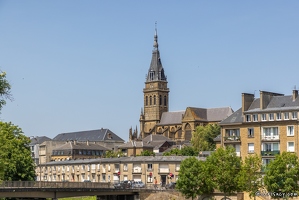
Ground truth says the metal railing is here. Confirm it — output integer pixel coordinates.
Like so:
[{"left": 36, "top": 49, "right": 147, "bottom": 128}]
[{"left": 0, "top": 181, "right": 111, "bottom": 189}]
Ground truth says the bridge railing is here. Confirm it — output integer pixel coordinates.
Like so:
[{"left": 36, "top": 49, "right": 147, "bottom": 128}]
[{"left": 0, "top": 181, "right": 112, "bottom": 189}]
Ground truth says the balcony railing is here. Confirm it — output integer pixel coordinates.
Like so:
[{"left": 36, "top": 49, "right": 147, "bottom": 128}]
[
  {"left": 132, "top": 168, "right": 142, "bottom": 173},
  {"left": 223, "top": 136, "right": 240, "bottom": 142},
  {"left": 261, "top": 136, "right": 279, "bottom": 141},
  {"left": 261, "top": 150, "right": 280, "bottom": 156}
]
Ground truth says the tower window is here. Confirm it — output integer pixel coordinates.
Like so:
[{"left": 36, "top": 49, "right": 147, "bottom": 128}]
[
  {"left": 164, "top": 96, "right": 167, "bottom": 106},
  {"left": 150, "top": 96, "right": 152, "bottom": 105},
  {"left": 154, "top": 95, "right": 156, "bottom": 105},
  {"left": 146, "top": 96, "right": 148, "bottom": 106},
  {"left": 159, "top": 95, "right": 162, "bottom": 105},
  {"left": 150, "top": 71, "right": 155, "bottom": 81}
]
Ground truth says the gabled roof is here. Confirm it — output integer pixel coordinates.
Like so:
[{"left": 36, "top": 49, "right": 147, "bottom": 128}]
[
  {"left": 30, "top": 136, "right": 52, "bottom": 145},
  {"left": 143, "top": 134, "right": 173, "bottom": 142},
  {"left": 185, "top": 107, "right": 234, "bottom": 122},
  {"left": 158, "top": 111, "right": 185, "bottom": 125},
  {"left": 53, "top": 142, "right": 110, "bottom": 151},
  {"left": 53, "top": 129, "right": 124, "bottom": 142}
]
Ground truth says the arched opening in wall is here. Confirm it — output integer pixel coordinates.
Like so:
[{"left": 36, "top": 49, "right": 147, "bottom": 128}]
[
  {"left": 164, "top": 96, "right": 167, "bottom": 106},
  {"left": 159, "top": 95, "right": 162, "bottom": 105},
  {"left": 157, "top": 127, "right": 163, "bottom": 134},
  {"left": 170, "top": 127, "right": 175, "bottom": 139},
  {"left": 154, "top": 95, "right": 156, "bottom": 105},
  {"left": 185, "top": 124, "right": 192, "bottom": 141},
  {"left": 177, "top": 129, "right": 182, "bottom": 139},
  {"left": 146, "top": 96, "right": 148, "bottom": 106},
  {"left": 150, "top": 96, "right": 152, "bottom": 105}
]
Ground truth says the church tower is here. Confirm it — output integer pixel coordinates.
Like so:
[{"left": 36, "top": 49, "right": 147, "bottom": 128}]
[{"left": 139, "top": 27, "right": 169, "bottom": 138}]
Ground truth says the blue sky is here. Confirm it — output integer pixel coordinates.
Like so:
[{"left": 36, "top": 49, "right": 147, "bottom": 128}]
[{"left": 0, "top": 1, "right": 299, "bottom": 141}]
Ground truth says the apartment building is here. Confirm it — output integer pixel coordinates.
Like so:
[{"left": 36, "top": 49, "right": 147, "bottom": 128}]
[
  {"left": 36, "top": 156, "right": 204, "bottom": 186},
  {"left": 219, "top": 90, "right": 299, "bottom": 166}
]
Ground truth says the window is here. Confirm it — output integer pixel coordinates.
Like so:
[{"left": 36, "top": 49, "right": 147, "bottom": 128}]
[
  {"left": 261, "top": 114, "right": 267, "bottom": 121},
  {"left": 262, "top": 143, "right": 279, "bottom": 152},
  {"left": 284, "top": 112, "right": 289, "bottom": 120},
  {"left": 154, "top": 95, "right": 156, "bottom": 105},
  {"left": 248, "top": 143, "right": 254, "bottom": 153},
  {"left": 164, "top": 96, "right": 167, "bottom": 106},
  {"left": 288, "top": 142, "right": 295, "bottom": 152},
  {"left": 146, "top": 96, "right": 148, "bottom": 106},
  {"left": 263, "top": 127, "right": 279, "bottom": 139},
  {"left": 150, "top": 96, "right": 152, "bottom": 105},
  {"left": 253, "top": 114, "right": 258, "bottom": 122},
  {"left": 292, "top": 112, "right": 297, "bottom": 119},
  {"left": 269, "top": 113, "right": 274, "bottom": 121},
  {"left": 276, "top": 112, "right": 281, "bottom": 120},
  {"left": 159, "top": 95, "right": 162, "bottom": 105},
  {"left": 102, "top": 174, "right": 106, "bottom": 182},
  {"left": 287, "top": 126, "right": 294, "bottom": 136},
  {"left": 248, "top": 128, "right": 254, "bottom": 137},
  {"left": 147, "top": 175, "right": 153, "bottom": 183},
  {"left": 147, "top": 164, "right": 153, "bottom": 171},
  {"left": 246, "top": 115, "right": 251, "bottom": 122},
  {"left": 123, "top": 164, "right": 128, "bottom": 171}
]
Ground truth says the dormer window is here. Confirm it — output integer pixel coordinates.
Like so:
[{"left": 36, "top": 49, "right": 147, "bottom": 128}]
[
  {"left": 245, "top": 115, "right": 251, "bottom": 122},
  {"left": 292, "top": 112, "right": 297, "bottom": 119},
  {"left": 276, "top": 113, "right": 281, "bottom": 120},
  {"left": 284, "top": 112, "right": 289, "bottom": 120},
  {"left": 261, "top": 114, "right": 267, "bottom": 121},
  {"left": 108, "top": 133, "right": 112, "bottom": 139},
  {"left": 253, "top": 114, "right": 258, "bottom": 122},
  {"left": 149, "top": 71, "right": 155, "bottom": 81},
  {"left": 269, "top": 113, "right": 274, "bottom": 121}
]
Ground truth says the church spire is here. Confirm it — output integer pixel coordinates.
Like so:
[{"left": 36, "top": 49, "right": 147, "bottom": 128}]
[{"left": 146, "top": 23, "right": 167, "bottom": 82}]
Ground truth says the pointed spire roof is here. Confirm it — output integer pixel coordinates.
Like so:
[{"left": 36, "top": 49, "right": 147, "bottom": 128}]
[{"left": 146, "top": 24, "right": 167, "bottom": 82}]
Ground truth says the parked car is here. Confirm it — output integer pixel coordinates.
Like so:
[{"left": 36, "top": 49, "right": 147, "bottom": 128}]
[
  {"left": 134, "top": 181, "right": 145, "bottom": 188},
  {"left": 165, "top": 182, "right": 176, "bottom": 189}
]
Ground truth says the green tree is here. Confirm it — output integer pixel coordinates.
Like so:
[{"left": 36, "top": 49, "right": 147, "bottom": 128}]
[
  {"left": 163, "top": 148, "right": 181, "bottom": 156},
  {"left": 264, "top": 152, "right": 299, "bottom": 199},
  {"left": 191, "top": 124, "right": 220, "bottom": 151},
  {"left": 238, "top": 154, "right": 263, "bottom": 200},
  {"left": 0, "top": 71, "right": 12, "bottom": 111},
  {"left": 180, "top": 146, "right": 199, "bottom": 156},
  {"left": 104, "top": 150, "right": 124, "bottom": 158},
  {"left": 0, "top": 122, "right": 35, "bottom": 181},
  {"left": 206, "top": 146, "right": 242, "bottom": 199},
  {"left": 176, "top": 157, "right": 214, "bottom": 200},
  {"left": 138, "top": 150, "right": 155, "bottom": 156}
]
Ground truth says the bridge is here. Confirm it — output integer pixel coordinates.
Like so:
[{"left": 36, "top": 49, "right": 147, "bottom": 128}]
[{"left": 0, "top": 181, "right": 154, "bottom": 200}]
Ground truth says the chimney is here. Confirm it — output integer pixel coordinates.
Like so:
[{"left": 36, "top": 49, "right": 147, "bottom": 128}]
[
  {"left": 74, "top": 140, "right": 77, "bottom": 145},
  {"left": 293, "top": 90, "right": 298, "bottom": 101},
  {"left": 242, "top": 93, "right": 254, "bottom": 113},
  {"left": 87, "top": 140, "right": 89, "bottom": 146}
]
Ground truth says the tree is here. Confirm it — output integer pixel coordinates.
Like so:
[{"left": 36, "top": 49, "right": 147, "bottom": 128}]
[
  {"left": 0, "top": 122, "right": 35, "bottom": 181},
  {"left": 238, "top": 154, "right": 263, "bottom": 200},
  {"left": 191, "top": 124, "right": 220, "bottom": 151},
  {"left": 206, "top": 146, "right": 242, "bottom": 199},
  {"left": 138, "top": 150, "right": 155, "bottom": 156},
  {"left": 264, "top": 152, "right": 299, "bottom": 199},
  {"left": 104, "top": 150, "right": 124, "bottom": 158},
  {"left": 0, "top": 71, "right": 12, "bottom": 111},
  {"left": 176, "top": 157, "right": 214, "bottom": 200}
]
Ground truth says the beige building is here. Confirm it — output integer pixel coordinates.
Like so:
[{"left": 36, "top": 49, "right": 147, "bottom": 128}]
[
  {"left": 219, "top": 90, "right": 299, "bottom": 166},
  {"left": 36, "top": 156, "right": 204, "bottom": 186}
]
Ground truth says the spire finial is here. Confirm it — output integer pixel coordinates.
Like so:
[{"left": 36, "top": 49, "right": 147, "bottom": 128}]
[{"left": 153, "top": 21, "right": 158, "bottom": 49}]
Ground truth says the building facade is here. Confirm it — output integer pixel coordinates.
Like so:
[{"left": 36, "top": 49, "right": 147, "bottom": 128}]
[{"left": 219, "top": 90, "right": 299, "bottom": 166}]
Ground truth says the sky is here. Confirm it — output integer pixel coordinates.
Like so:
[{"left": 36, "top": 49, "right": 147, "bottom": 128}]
[{"left": 0, "top": 1, "right": 299, "bottom": 141}]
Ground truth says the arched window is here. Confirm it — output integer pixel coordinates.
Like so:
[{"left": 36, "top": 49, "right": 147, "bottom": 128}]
[
  {"left": 159, "top": 95, "right": 162, "bottom": 105},
  {"left": 185, "top": 124, "right": 192, "bottom": 141},
  {"left": 164, "top": 96, "right": 167, "bottom": 106},
  {"left": 146, "top": 96, "right": 148, "bottom": 106},
  {"left": 150, "top": 96, "right": 152, "bottom": 105},
  {"left": 154, "top": 95, "right": 156, "bottom": 105}
]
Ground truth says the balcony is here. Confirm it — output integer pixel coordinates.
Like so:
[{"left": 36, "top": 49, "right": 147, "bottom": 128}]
[
  {"left": 261, "top": 135, "right": 279, "bottom": 141},
  {"left": 223, "top": 136, "right": 240, "bottom": 143},
  {"left": 261, "top": 150, "right": 280, "bottom": 156},
  {"left": 159, "top": 168, "right": 170, "bottom": 173},
  {"left": 132, "top": 168, "right": 142, "bottom": 173}
]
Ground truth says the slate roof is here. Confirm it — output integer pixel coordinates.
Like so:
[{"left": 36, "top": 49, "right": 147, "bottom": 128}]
[
  {"left": 53, "top": 142, "right": 110, "bottom": 151},
  {"left": 143, "top": 134, "right": 173, "bottom": 142},
  {"left": 118, "top": 141, "right": 154, "bottom": 149},
  {"left": 53, "top": 129, "right": 124, "bottom": 142},
  {"left": 188, "top": 107, "right": 234, "bottom": 122},
  {"left": 245, "top": 95, "right": 299, "bottom": 113},
  {"left": 30, "top": 136, "right": 52, "bottom": 145},
  {"left": 158, "top": 111, "right": 185, "bottom": 125},
  {"left": 219, "top": 108, "right": 243, "bottom": 125}
]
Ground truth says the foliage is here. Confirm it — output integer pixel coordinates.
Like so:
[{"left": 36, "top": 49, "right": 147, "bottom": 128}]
[
  {"left": 238, "top": 154, "right": 263, "bottom": 199},
  {"left": 264, "top": 152, "right": 299, "bottom": 198},
  {"left": 0, "top": 71, "right": 12, "bottom": 111},
  {"left": 191, "top": 124, "right": 220, "bottom": 151},
  {"left": 163, "top": 146, "right": 198, "bottom": 156},
  {"left": 206, "top": 146, "right": 242, "bottom": 198},
  {"left": 104, "top": 150, "right": 124, "bottom": 158},
  {"left": 176, "top": 157, "right": 214, "bottom": 200},
  {"left": 0, "top": 122, "right": 35, "bottom": 181},
  {"left": 138, "top": 150, "right": 155, "bottom": 156}
]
